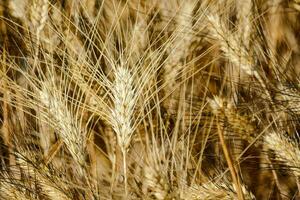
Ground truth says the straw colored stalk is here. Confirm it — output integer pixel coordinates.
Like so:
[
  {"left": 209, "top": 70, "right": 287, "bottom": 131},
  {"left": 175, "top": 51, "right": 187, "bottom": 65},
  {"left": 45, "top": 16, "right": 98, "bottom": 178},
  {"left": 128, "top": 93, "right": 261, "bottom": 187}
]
[{"left": 209, "top": 96, "right": 245, "bottom": 200}]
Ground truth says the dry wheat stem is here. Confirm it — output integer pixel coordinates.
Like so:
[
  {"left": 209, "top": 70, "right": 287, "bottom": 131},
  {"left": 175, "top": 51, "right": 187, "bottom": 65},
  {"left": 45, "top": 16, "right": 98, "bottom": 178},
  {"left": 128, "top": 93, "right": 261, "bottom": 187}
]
[{"left": 216, "top": 115, "right": 245, "bottom": 200}]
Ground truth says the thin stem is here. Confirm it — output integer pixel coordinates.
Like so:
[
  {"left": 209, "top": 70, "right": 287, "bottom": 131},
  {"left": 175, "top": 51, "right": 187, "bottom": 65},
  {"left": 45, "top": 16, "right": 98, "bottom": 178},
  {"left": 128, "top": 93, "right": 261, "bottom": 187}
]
[
  {"left": 216, "top": 116, "right": 244, "bottom": 200},
  {"left": 122, "top": 148, "right": 128, "bottom": 197}
]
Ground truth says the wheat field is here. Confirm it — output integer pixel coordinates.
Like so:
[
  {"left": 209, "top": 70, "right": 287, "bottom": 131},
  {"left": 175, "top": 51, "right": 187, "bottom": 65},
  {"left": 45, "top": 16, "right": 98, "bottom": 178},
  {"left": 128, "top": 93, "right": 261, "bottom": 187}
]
[{"left": 0, "top": 0, "right": 299, "bottom": 199}]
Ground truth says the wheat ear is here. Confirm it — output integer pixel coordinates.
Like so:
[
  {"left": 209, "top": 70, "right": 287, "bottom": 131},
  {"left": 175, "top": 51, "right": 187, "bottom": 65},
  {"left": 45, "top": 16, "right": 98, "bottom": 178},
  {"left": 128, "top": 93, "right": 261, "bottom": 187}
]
[
  {"left": 39, "top": 80, "right": 86, "bottom": 167},
  {"left": 236, "top": 0, "right": 252, "bottom": 48},
  {"left": 111, "top": 66, "right": 136, "bottom": 196},
  {"left": 207, "top": 14, "right": 270, "bottom": 100},
  {"left": 183, "top": 181, "right": 255, "bottom": 200},
  {"left": 29, "top": 0, "right": 49, "bottom": 41},
  {"left": 265, "top": 131, "right": 300, "bottom": 177},
  {"left": 0, "top": 173, "right": 29, "bottom": 200}
]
